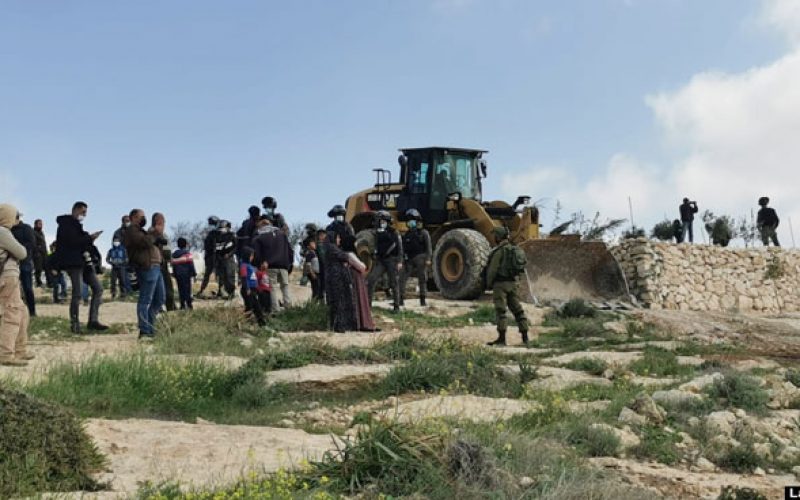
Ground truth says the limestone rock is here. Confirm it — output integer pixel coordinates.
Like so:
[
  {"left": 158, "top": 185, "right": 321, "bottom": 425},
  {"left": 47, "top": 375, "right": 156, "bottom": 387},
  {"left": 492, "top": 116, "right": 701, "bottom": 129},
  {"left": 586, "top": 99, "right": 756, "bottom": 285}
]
[
  {"left": 704, "top": 411, "right": 737, "bottom": 436},
  {"left": 652, "top": 389, "right": 702, "bottom": 407},
  {"left": 693, "top": 457, "right": 716, "bottom": 473},
  {"left": 630, "top": 393, "right": 667, "bottom": 424},
  {"left": 590, "top": 423, "right": 640, "bottom": 450},
  {"left": 679, "top": 372, "right": 724, "bottom": 394},
  {"left": 618, "top": 407, "right": 647, "bottom": 427}
]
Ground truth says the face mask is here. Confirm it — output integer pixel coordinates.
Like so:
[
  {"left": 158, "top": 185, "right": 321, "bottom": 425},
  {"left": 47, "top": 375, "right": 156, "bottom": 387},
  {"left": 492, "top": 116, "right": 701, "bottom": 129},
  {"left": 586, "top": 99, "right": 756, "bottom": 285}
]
[
  {"left": 77, "top": 214, "right": 86, "bottom": 222},
  {"left": 378, "top": 221, "right": 387, "bottom": 232},
  {"left": 113, "top": 241, "right": 121, "bottom": 247},
  {"left": 139, "top": 218, "right": 146, "bottom": 228},
  {"left": 408, "top": 220, "right": 417, "bottom": 229},
  {"left": 335, "top": 215, "right": 344, "bottom": 222},
  {"left": 124, "top": 222, "right": 131, "bottom": 228},
  {"left": 220, "top": 227, "right": 229, "bottom": 233},
  {"left": 264, "top": 208, "right": 274, "bottom": 216}
]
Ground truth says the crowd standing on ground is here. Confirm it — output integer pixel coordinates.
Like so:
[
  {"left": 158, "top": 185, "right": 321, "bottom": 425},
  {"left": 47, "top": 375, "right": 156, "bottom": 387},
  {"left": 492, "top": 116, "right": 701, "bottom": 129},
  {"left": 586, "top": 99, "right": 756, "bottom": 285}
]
[{"left": 0, "top": 193, "right": 789, "bottom": 366}]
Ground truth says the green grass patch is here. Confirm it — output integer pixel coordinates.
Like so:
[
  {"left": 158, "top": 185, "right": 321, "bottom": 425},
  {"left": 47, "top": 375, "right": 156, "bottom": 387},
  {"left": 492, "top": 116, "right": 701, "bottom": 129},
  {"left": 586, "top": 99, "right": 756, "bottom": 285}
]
[
  {"left": 706, "top": 372, "right": 770, "bottom": 415},
  {"left": 563, "top": 357, "right": 608, "bottom": 376},
  {"left": 379, "top": 338, "right": 521, "bottom": 398},
  {"left": 28, "top": 315, "right": 127, "bottom": 341},
  {"left": 155, "top": 306, "right": 271, "bottom": 356},
  {"left": 375, "top": 304, "right": 497, "bottom": 331},
  {"left": 566, "top": 423, "right": 620, "bottom": 457},
  {"left": 632, "top": 426, "right": 682, "bottom": 465},
  {"left": 0, "top": 387, "right": 105, "bottom": 497},
  {"left": 267, "top": 300, "right": 329, "bottom": 332},
  {"left": 629, "top": 347, "right": 696, "bottom": 377}
]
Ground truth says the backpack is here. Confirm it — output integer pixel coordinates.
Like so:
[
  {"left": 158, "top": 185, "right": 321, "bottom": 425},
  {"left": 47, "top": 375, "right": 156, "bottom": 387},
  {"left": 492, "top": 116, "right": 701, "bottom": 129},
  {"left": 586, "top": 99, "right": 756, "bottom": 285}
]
[{"left": 497, "top": 244, "right": 527, "bottom": 280}]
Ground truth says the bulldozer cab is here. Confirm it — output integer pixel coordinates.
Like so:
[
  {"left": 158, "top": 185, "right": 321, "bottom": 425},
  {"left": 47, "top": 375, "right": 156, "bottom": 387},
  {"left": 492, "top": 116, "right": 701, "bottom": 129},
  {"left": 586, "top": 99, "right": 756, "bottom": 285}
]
[{"left": 396, "top": 147, "right": 486, "bottom": 225}]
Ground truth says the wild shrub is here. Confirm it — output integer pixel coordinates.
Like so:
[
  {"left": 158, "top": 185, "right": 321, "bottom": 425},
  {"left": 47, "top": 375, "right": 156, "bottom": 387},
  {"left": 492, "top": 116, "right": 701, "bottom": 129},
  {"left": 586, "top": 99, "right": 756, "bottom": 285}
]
[
  {"left": 156, "top": 306, "right": 268, "bottom": 356},
  {"left": 0, "top": 387, "right": 105, "bottom": 497},
  {"left": 717, "top": 486, "right": 767, "bottom": 500},
  {"left": 651, "top": 220, "right": 676, "bottom": 241},
  {"left": 717, "top": 445, "right": 763, "bottom": 473},
  {"left": 561, "top": 318, "right": 607, "bottom": 338},
  {"left": 302, "top": 418, "right": 447, "bottom": 496},
  {"left": 785, "top": 369, "right": 800, "bottom": 387},
  {"left": 707, "top": 372, "right": 769, "bottom": 415}
]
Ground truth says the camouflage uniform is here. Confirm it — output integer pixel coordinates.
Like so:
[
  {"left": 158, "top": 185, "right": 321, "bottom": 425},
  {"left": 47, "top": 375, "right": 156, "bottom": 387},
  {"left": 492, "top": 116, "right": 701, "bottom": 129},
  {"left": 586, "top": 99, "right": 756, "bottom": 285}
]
[
  {"left": 400, "top": 226, "right": 432, "bottom": 306},
  {"left": 486, "top": 228, "right": 529, "bottom": 346}
]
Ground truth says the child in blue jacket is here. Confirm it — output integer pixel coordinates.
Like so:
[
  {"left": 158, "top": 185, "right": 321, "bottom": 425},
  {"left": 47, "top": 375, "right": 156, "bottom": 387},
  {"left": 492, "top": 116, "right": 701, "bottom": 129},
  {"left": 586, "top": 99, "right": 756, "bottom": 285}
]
[
  {"left": 239, "top": 247, "right": 266, "bottom": 326},
  {"left": 171, "top": 238, "right": 197, "bottom": 310},
  {"left": 106, "top": 238, "right": 129, "bottom": 299}
]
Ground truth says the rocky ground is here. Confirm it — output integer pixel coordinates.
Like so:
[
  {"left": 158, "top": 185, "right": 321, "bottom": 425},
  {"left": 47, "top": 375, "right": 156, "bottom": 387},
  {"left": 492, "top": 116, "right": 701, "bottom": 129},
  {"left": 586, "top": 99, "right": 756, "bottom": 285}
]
[{"left": 5, "top": 284, "right": 800, "bottom": 499}]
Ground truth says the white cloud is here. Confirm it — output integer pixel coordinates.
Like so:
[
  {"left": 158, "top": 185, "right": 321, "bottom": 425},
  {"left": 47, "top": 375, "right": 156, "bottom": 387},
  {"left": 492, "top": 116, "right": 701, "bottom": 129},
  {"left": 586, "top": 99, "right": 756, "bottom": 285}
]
[
  {"left": 760, "top": 0, "right": 800, "bottom": 45},
  {"left": 502, "top": 0, "right": 800, "bottom": 246}
]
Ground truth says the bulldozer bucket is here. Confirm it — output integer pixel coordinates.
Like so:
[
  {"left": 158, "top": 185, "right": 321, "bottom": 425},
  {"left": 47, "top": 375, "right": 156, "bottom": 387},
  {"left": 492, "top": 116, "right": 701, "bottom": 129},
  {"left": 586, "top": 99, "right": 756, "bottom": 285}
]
[{"left": 518, "top": 238, "right": 630, "bottom": 303}]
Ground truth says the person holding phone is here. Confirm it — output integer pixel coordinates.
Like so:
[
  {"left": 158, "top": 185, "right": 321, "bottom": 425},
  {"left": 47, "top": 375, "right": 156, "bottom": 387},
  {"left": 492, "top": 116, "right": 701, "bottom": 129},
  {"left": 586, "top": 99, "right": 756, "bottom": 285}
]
[{"left": 54, "top": 201, "right": 107, "bottom": 333}]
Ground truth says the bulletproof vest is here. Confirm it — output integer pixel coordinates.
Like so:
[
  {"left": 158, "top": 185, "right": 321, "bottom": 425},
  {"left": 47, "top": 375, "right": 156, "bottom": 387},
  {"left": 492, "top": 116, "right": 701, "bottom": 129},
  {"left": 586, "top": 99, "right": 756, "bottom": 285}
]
[
  {"left": 760, "top": 207, "right": 778, "bottom": 226},
  {"left": 215, "top": 232, "right": 236, "bottom": 256},
  {"left": 326, "top": 221, "right": 351, "bottom": 242},
  {"left": 403, "top": 230, "right": 426, "bottom": 258},
  {"left": 376, "top": 230, "right": 399, "bottom": 258}
]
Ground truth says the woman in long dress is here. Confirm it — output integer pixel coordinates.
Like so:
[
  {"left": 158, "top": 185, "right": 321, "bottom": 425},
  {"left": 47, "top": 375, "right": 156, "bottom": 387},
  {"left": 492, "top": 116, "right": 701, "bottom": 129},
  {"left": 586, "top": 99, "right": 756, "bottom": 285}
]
[
  {"left": 324, "top": 232, "right": 356, "bottom": 333},
  {"left": 342, "top": 235, "right": 377, "bottom": 332}
]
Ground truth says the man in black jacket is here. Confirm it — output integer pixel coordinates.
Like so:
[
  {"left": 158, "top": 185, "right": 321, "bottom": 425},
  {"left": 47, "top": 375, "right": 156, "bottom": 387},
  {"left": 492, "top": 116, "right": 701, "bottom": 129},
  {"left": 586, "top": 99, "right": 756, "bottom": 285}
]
[
  {"left": 33, "top": 219, "right": 48, "bottom": 287},
  {"left": 679, "top": 198, "right": 699, "bottom": 243},
  {"left": 253, "top": 217, "right": 294, "bottom": 312},
  {"left": 54, "top": 201, "right": 107, "bottom": 333},
  {"left": 236, "top": 206, "right": 261, "bottom": 260},
  {"left": 11, "top": 215, "right": 37, "bottom": 317}
]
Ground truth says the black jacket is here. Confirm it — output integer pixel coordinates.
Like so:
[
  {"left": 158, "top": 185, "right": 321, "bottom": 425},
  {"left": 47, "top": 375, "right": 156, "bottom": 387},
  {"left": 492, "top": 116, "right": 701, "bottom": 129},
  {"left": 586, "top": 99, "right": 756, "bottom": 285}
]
[
  {"left": 757, "top": 207, "right": 779, "bottom": 228},
  {"left": 33, "top": 228, "right": 48, "bottom": 259},
  {"left": 253, "top": 227, "right": 294, "bottom": 270},
  {"left": 11, "top": 222, "right": 36, "bottom": 266},
  {"left": 203, "top": 229, "right": 218, "bottom": 264},
  {"left": 236, "top": 217, "right": 259, "bottom": 257},
  {"left": 55, "top": 215, "right": 93, "bottom": 269},
  {"left": 679, "top": 202, "right": 698, "bottom": 222}
]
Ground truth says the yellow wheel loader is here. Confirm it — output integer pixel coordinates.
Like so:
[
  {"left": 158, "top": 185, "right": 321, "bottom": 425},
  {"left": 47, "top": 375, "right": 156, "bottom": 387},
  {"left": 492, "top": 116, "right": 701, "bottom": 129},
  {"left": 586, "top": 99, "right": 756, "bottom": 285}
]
[{"left": 344, "top": 147, "right": 629, "bottom": 303}]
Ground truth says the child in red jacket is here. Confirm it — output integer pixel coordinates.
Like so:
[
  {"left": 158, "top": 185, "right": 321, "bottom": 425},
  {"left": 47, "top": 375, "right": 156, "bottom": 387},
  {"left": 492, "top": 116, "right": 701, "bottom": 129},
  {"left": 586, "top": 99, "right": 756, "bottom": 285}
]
[{"left": 256, "top": 261, "right": 272, "bottom": 316}]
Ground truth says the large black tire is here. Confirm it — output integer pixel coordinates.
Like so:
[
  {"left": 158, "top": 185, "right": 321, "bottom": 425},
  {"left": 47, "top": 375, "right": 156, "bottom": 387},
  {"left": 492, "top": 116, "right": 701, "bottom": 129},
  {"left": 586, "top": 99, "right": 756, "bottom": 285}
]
[{"left": 433, "top": 229, "right": 491, "bottom": 300}]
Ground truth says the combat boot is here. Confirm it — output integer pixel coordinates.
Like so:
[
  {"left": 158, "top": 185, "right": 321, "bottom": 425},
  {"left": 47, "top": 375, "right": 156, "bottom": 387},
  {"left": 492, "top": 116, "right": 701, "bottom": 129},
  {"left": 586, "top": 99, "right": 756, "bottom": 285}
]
[
  {"left": 420, "top": 296, "right": 427, "bottom": 307},
  {"left": 521, "top": 330, "right": 529, "bottom": 345},
  {"left": 487, "top": 330, "right": 507, "bottom": 347}
]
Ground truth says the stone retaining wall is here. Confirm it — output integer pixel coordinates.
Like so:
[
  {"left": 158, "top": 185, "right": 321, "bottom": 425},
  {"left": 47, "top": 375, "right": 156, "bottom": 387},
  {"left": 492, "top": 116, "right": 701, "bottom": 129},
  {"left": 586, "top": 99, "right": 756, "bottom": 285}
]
[{"left": 611, "top": 239, "right": 800, "bottom": 312}]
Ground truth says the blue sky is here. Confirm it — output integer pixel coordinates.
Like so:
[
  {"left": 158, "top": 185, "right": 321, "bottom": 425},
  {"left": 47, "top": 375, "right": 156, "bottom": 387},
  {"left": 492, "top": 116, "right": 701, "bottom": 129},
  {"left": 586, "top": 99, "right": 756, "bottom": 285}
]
[{"left": 1, "top": 0, "right": 796, "bottom": 248}]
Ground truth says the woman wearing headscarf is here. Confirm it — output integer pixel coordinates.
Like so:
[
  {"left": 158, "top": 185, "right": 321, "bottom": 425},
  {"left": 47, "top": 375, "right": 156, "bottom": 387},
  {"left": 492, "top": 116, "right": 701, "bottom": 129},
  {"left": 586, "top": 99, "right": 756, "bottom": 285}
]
[
  {"left": 0, "top": 204, "right": 32, "bottom": 366},
  {"left": 324, "top": 231, "right": 356, "bottom": 333},
  {"left": 341, "top": 235, "right": 377, "bottom": 332}
]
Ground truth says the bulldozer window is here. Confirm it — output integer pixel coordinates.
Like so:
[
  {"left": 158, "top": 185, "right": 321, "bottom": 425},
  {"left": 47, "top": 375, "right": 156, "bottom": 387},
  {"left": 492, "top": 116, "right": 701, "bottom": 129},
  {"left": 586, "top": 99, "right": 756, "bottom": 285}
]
[{"left": 410, "top": 162, "right": 429, "bottom": 194}]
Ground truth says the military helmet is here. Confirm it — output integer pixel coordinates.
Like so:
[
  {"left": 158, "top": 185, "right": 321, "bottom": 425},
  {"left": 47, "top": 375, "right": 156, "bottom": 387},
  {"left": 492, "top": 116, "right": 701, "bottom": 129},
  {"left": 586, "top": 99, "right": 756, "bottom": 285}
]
[
  {"left": 405, "top": 208, "right": 422, "bottom": 220},
  {"left": 327, "top": 204, "right": 346, "bottom": 218},
  {"left": 493, "top": 226, "right": 510, "bottom": 240},
  {"left": 374, "top": 210, "right": 393, "bottom": 225},
  {"left": 217, "top": 219, "right": 232, "bottom": 230},
  {"left": 758, "top": 196, "right": 770, "bottom": 206},
  {"left": 207, "top": 215, "right": 220, "bottom": 226},
  {"left": 261, "top": 196, "right": 277, "bottom": 209}
]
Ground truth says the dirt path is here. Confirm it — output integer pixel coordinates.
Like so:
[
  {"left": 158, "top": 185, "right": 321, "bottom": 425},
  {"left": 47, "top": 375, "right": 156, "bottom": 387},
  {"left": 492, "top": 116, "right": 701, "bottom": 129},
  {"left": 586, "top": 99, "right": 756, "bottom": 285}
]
[{"left": 84, "top": 418, "right": 339, "bottom": 495}]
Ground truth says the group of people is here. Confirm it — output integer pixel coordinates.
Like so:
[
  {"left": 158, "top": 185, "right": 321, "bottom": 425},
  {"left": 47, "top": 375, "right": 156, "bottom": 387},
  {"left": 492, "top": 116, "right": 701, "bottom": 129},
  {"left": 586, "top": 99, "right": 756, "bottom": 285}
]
[{"left": 674, "top": 196, "right": 782, "bottom": 246}]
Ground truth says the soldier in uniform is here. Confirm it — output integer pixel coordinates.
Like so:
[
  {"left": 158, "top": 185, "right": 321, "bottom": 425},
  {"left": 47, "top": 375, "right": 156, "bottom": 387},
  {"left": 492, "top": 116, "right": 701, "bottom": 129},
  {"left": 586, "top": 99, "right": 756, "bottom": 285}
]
[
  {"left": 400, "top": 209, "right": 432, "bottom": 307},
  {"left": 757, "top": 197, "right": 780, "bottom": 247},
  {"left": 261, "top": 196, "right": 288, "bottom": 234},
  {"left": 197, "top": 216, "right": 219, "bottom": 298},
  {"left": 367, "top": 210, "right": 403, "bottom": 313},
  {"left": 486, "top": 226, "right": 529, "bottom": 346}
]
